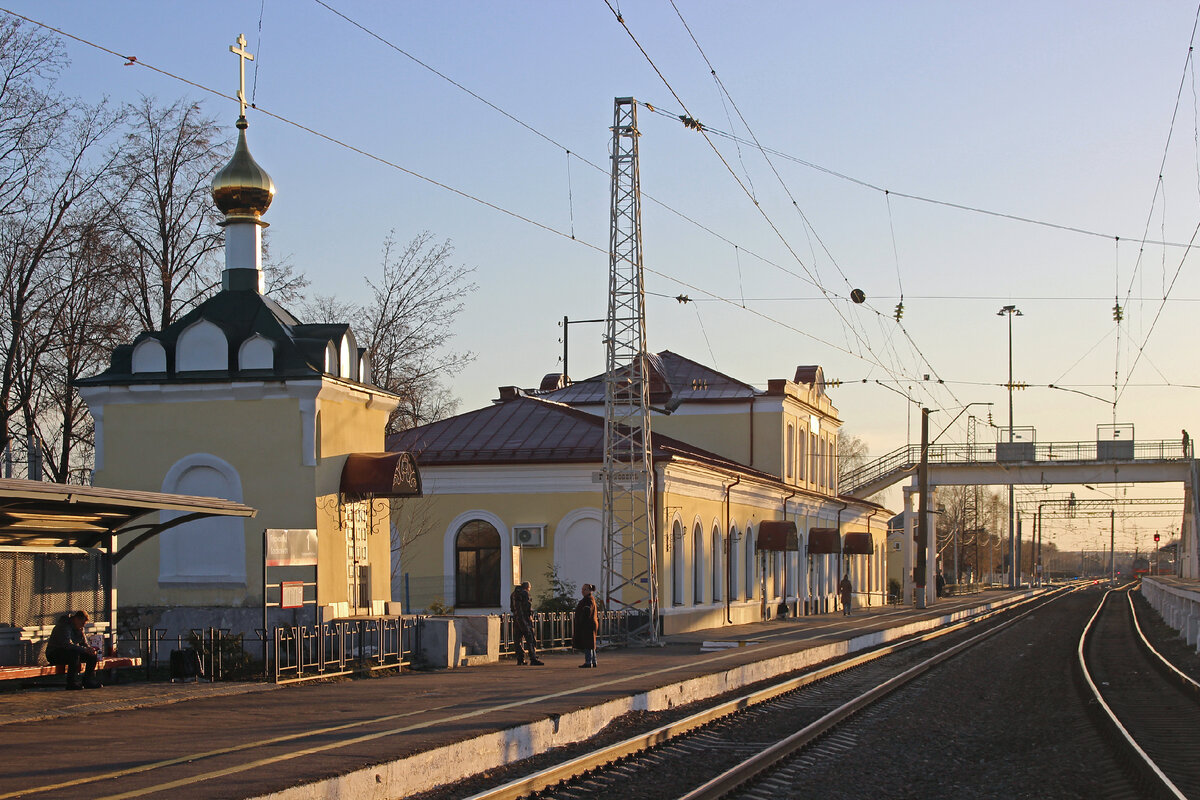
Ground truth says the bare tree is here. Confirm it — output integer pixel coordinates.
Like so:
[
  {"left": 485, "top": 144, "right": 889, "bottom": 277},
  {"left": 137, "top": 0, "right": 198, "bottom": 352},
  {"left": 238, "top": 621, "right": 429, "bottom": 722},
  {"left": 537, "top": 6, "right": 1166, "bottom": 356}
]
[
  {"left": 0, "top": 89, "right": 126, "bottom": 474},
  {"left": 836, "top": 430, "right": 869, "bottom": 485},
  {"left": 304, "top": 230, "right": 477, "bottom": 433},
  {"left": 107, "top": 96, "right": 228, "bottom": 331}
]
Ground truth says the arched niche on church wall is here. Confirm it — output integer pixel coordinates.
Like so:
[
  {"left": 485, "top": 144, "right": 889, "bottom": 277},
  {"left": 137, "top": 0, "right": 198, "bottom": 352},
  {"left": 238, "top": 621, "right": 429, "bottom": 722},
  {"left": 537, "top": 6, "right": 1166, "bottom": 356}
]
[
  {"left": 131, "top": 338, "right": 167, "bottom": 373},
  {"left": 238, "top": 334, "right": 274, "bottom": 370},
  {"left": 159, "top": 454, "right": 247, "bottom": 584},
  {"left": 358, "top": 350, "right": 373, "bottom": 384},
  {"left": 177, "top": 319, "right": 229, "bottom": 372},
  {"left": 339, "top": 331, "right": 357, "bottom": 380},
  {"left": 324, "top": 342, "right": 338, "bottom": 376}
]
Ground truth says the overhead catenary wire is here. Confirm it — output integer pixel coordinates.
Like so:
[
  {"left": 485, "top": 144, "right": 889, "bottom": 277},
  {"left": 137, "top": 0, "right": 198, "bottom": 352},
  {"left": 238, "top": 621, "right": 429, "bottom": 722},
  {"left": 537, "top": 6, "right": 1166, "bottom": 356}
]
[
  {"left": 0, "top": 5, "right": 952, "bottom": 390},
  {"left": 615, "top": 0, "right": 954, "bottom": 410}
]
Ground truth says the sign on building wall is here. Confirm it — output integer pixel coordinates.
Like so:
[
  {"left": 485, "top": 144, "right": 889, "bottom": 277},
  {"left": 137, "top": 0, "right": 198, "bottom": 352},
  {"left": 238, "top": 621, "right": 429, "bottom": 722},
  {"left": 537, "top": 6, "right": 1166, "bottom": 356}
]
[{"left": 265, "top": 528, "right": 318, "bottom": 567}]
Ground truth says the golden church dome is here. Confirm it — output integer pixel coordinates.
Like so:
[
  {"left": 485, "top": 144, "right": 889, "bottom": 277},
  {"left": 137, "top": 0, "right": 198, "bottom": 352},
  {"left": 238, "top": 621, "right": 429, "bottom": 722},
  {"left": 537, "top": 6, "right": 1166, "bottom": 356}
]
[{"left": 211, "top": 116, "right": 275, "bottom": 219}]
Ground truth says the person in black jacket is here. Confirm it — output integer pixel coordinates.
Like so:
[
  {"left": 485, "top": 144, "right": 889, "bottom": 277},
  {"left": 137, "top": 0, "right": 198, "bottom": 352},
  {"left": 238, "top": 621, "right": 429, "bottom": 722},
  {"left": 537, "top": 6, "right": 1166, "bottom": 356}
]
[
  {"left": 573, "top": 583, "right": 599, "bottom": 668},
  {"left": 510, "top": 581, "right": 543, "bottom": 666},
  {"left": 46, "top": 610, "right": 99, "bottom": 690}
]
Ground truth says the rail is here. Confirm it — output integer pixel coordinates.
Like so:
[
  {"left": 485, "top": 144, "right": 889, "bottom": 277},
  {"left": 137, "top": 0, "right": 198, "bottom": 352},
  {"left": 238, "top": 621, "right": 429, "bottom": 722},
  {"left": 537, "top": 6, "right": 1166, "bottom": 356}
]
[
  {"left": 270, "top": 617, "right": 416, "bottom": 684},
  {"left": 841, "top": 438, "right": 1190, "bottom": 496}
]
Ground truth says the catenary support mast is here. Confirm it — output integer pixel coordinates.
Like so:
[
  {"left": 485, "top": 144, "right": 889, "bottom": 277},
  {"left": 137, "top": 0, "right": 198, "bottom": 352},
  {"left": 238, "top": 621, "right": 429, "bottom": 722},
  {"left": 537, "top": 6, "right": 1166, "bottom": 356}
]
[{"left": 602, "top": 98, "right": 659, "bottom": 642}]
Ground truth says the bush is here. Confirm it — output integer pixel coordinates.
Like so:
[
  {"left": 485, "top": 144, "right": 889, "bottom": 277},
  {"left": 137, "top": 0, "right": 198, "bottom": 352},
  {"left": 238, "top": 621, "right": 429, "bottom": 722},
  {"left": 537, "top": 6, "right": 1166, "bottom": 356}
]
[
  {"left": 535, "top": 563, "right": 578, "bottom": 612},
  {"left": 887, "top": 578, "right": 902, "bottom": 603},
  {"left": 426, "top": 598, "right": 454, "bottom": 615}
]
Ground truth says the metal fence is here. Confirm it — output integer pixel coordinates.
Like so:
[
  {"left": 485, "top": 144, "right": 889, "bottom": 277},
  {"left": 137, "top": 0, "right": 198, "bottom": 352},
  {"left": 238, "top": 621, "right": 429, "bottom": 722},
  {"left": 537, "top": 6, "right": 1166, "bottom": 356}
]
[
  {"left": 499, "top": 610, "right": 635, "bottom": 657},
  {"left": 268, "top": 617, "right": 416, "bottom": 684},
  {"left": 114, "top": 618, "right": 417, "bottom": 685}
]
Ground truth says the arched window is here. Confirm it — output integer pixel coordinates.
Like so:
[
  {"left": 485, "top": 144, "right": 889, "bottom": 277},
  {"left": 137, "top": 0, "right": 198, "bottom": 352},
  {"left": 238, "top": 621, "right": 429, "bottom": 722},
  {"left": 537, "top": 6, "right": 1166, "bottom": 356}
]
[
  {"left": 744, "top": 525, "right": 755, "bottom": 600},
  {"left": 455, "top": 520, "right": 501, "bottom": 608},
  {"left": 786, "top": 422, "right": 794, "bottom": 478},
  {"left": 712, "top": 524, "right": 723, "bottom": 602},
  {"left": 729, "top": 525, "right": 740, "bottom": 600},
  {"left": 672, "top": 520, "right": 684, "bottom": 605},
  {"left": 692, "top": 523, "right": 704, "bottom": 605}
]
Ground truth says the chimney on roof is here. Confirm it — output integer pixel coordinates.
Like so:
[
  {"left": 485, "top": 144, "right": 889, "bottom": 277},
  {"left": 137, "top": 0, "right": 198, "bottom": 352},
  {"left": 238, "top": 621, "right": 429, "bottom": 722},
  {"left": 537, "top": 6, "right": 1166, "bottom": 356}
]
[
  {"left": 539, "top": 372, "right": 569, "bottom": 392},
  {"left": 497, "top": 386, "right": 526, "bottom": 402}
]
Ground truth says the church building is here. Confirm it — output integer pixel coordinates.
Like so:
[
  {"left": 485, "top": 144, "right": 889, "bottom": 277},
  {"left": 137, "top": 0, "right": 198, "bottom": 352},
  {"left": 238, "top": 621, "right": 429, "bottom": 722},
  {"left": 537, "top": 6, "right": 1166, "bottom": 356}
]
[{"left": 77, "top": 48, "right": 416, "bottom": 637}]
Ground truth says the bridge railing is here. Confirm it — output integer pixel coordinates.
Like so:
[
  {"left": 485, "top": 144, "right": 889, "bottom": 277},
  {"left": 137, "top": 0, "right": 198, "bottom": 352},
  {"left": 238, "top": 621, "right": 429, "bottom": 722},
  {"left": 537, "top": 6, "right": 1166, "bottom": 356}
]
[{"left": 842, "top": 438, "right": 1190, "bottom": 496}]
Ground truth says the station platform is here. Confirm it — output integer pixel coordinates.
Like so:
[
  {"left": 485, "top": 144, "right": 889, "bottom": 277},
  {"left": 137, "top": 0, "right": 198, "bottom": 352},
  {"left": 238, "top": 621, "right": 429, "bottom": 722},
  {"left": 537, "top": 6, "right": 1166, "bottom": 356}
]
[
  {"left": 0, "top": 589, "right": 1037, "bottom": 800},
  {"left": 1140, "top": 575, "right": 1200, "bottom": 650}
]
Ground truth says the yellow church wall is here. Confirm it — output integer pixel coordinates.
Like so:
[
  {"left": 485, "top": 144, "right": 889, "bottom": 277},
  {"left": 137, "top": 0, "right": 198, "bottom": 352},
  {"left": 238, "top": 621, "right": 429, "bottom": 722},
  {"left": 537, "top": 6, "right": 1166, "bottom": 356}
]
[{"left": 98, "top": 396, "right": 317, "bottom": 607}]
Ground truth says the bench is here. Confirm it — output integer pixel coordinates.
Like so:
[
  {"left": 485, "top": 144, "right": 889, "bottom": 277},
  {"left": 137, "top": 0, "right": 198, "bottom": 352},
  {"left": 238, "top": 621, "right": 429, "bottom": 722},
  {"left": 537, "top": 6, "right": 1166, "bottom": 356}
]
[{"left": 0, "top": 657, "right": 142, "bottom": 683}]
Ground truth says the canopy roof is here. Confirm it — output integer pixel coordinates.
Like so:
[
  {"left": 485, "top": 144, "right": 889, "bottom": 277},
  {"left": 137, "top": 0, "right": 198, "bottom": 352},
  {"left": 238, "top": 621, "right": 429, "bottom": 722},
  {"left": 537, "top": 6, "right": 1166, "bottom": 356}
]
[{"left": 0, "top": 478, "right": 256, "bottom": 550}]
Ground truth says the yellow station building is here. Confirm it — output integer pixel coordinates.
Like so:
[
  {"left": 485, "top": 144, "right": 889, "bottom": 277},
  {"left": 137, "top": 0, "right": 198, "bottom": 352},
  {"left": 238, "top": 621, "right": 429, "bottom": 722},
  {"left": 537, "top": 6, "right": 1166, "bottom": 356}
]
[{"left": 390, "top": 355, "right": 891, "bottom": 635}]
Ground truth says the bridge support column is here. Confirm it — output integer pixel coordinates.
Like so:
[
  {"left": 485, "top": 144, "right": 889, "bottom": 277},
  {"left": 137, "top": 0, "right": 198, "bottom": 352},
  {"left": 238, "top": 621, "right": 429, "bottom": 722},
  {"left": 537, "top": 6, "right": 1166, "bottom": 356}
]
[
  {"left": 1184, "top": 460, "right": 1199, "bottom": 579},
  {"left": 903, "top": 484, "right": 916, "bottom": 606},
  {"left": 924, "top": 504, "right": 937, "bottom": 607}
]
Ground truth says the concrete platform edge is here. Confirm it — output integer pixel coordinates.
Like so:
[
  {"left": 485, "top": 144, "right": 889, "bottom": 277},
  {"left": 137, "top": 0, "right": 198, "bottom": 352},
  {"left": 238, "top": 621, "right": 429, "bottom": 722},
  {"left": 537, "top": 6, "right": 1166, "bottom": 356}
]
[{"left": 252, "top": 593, "right": 1033, "bottom": 800}]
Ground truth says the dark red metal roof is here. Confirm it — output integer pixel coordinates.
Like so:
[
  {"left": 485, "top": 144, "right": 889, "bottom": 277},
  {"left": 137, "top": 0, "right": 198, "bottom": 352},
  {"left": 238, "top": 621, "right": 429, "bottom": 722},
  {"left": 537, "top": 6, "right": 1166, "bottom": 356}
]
[
  {"left": 386, "top": 395, "right": 779, "bottom": 480},
  {"left": 756, "top": 520, "right": 798, "bottom": 551},
  {"left": 541, "top": 351, "right": 761, "bottom": 405},
  {"left": 807, "top": 527, "right": 840, "bottom": 554},
  {"left": 842, "top": 530, "right": 874, "bottom": 555}
]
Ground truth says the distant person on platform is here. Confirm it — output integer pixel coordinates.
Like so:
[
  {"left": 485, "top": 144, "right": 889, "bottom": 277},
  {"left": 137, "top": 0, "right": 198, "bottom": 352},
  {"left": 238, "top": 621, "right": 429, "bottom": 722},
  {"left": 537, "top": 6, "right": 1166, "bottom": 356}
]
[
  {"left": 573, "top": 583, "right": 599, "bottom": 668},
  {"left": 510, "top": 581, "right": 543, "bottom": 666},
  {"left": 838, "top": 574, "right": 853, "bottom": 616},
  {"left": 936, "top": 571, "right": 947, "bottom": 597},
  {"left": 1184, "top": 429, "right": 1190, "bottom": 457},
  {"left": 46, "top": 610, "right": 100, "bottom": 690}
]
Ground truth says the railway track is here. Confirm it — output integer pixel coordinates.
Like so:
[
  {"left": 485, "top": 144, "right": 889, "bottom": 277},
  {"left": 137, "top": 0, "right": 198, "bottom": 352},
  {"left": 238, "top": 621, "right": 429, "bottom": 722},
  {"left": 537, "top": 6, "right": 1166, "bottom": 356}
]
[
  {"left": 462, "top": 589, "right": 1071, "bottom": 800},
  {"left": 1079, "top": 586, "right": 1200, "bottom": 800}
]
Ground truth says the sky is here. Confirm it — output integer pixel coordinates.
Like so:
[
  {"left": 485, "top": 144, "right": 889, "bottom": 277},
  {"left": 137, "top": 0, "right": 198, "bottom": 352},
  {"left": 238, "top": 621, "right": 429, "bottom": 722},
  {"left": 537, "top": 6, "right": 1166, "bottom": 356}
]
[{"left": 9, "top": 1, "right": 1200, "bottom": 552}]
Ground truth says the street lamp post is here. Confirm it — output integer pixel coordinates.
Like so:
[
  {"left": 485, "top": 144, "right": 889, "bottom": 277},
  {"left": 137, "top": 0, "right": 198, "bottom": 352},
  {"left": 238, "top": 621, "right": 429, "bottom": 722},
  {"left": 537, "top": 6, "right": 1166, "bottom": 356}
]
[{"left": 998, "top": 304, "right": 1023, "bottom": 587}]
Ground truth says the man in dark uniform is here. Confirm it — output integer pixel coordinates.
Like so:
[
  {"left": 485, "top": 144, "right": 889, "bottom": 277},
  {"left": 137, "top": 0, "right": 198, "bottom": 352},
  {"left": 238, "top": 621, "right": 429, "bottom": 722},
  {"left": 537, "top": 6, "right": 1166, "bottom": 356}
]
[
  {"left": 46, "top": 610, "right": 99, "bottom": 690},
  {"left": 510, "top": 581, "right": 543, "bottom": 665}
]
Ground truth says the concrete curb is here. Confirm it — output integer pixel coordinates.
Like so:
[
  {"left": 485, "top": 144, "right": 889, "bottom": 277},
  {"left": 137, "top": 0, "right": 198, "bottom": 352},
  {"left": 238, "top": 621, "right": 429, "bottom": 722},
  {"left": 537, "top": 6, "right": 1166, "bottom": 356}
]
[{"left": 254, "top": 592, "right": 1033, "bottom": 799}]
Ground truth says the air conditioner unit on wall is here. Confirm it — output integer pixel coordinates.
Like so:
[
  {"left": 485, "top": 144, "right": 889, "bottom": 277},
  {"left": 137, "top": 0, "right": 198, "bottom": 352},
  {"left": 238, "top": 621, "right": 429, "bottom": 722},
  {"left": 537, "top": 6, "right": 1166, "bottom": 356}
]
[{"left": 514, "top": 525, "right": 546, "bottom": 548}]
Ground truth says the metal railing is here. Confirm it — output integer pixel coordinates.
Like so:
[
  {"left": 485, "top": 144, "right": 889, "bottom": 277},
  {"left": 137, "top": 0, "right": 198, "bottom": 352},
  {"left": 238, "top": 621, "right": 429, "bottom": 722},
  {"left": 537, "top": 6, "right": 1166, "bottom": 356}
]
[
  {"left": 270, "top": 617, "right": 416, "bottom": 684},
  {"left": 842, "top": 438, "right": 1190, "bottom": 495},
  {"left": 499, "top": 610, "right": 636, "bottom": 657}
]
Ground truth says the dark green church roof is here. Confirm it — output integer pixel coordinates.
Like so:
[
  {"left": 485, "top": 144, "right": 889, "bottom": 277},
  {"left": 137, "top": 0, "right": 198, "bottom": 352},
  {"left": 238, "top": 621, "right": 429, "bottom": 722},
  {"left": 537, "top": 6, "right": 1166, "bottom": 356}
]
[{"left": 77, "top": 288, "right": 380, "bottom": 390}]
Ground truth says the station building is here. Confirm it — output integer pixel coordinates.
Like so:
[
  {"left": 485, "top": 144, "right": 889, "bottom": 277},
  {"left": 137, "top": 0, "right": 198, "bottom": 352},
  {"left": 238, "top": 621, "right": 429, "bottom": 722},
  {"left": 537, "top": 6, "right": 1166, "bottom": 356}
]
[{"left": 389, "top": 355, "right": 891, "bottom": 634}]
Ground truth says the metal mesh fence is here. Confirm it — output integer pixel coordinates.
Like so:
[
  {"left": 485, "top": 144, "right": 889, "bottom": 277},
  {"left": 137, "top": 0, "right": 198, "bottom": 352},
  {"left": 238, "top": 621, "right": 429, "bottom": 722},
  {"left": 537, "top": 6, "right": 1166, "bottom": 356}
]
[{"left": 0, "top": 551, "right": 108, "bottom": 628}]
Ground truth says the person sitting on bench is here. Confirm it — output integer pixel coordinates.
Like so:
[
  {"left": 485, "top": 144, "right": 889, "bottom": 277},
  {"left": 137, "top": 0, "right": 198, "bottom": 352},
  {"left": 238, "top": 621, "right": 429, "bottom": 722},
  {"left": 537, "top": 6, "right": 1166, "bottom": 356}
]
[{"left": 46, "top": 610, "right": 100, "bottom": 690}]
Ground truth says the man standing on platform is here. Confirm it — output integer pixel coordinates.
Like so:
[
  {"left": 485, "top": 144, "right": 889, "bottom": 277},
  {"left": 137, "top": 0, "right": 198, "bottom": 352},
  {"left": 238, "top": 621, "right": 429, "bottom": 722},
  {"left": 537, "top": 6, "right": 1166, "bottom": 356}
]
[
  {"left": 510, "top": 581, "right": 543, "bottom": 665},
  {"left": 838, "top": 574, "right": 853, "bottom": 616}
]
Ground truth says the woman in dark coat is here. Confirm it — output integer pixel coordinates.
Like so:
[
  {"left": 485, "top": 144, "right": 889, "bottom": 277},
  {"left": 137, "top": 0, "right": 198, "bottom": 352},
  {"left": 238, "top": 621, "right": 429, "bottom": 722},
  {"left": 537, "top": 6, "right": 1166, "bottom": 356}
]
[{"left": 573, "top": 583, "right": 599, "bottom": 668}]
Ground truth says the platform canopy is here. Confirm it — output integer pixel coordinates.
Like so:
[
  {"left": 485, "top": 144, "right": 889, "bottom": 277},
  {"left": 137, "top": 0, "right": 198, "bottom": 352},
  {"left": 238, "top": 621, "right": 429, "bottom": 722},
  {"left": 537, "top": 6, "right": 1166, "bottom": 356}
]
[
  {"left": 807, "top": 527, "right": 841, "bottom": 555},
  {"left": 0, "top": 478, "right": 257, "bottom": 553},
  {"left": 339, "top": 452, "right": 422, "bottom": 499},
  {"left": 842, "top": 531, "right": 874, "bottom": 555},
  {"left": 756, "top": 520, "right": 799, "bottom": 551}
]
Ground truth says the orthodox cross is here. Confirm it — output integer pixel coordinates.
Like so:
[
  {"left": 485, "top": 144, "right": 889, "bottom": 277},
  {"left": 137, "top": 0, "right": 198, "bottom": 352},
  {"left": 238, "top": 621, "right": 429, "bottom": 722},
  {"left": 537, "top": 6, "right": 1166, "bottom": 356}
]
[{"left": 229, "top": 33, "right": 254, "bottom": 117}]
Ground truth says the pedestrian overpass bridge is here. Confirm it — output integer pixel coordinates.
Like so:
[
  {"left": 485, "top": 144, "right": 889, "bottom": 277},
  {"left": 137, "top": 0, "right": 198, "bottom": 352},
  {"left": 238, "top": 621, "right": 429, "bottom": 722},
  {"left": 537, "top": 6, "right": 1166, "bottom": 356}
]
[
  {"left": 842, "top": 438, "right": 1194, "bottom": 498},
  {"left": 840, "top": 437, "right": 1199, "bottom": 585}
]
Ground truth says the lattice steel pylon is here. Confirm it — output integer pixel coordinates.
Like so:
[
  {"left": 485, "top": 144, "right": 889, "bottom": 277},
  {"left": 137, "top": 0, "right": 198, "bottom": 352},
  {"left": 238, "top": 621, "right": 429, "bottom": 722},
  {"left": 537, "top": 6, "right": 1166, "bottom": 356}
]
[{"left": 602, "top": 97, "right": 659, "bottom": 643}]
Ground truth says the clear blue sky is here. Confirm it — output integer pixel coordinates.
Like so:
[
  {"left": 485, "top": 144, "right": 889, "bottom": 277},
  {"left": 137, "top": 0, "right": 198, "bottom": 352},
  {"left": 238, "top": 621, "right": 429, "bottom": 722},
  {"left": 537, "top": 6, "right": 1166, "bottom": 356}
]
[{"left": 11, "top": 1, "right": 1200, "bottom": 551}]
